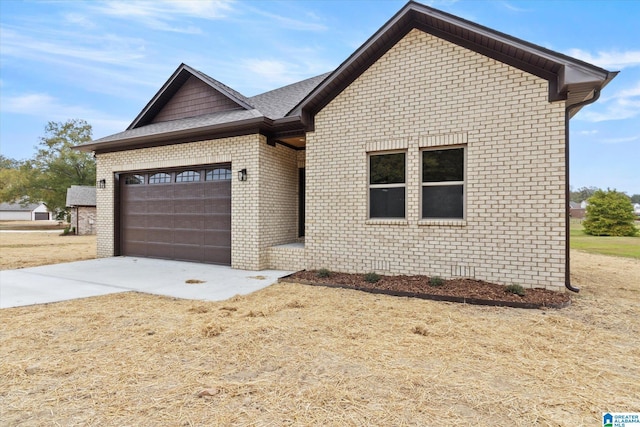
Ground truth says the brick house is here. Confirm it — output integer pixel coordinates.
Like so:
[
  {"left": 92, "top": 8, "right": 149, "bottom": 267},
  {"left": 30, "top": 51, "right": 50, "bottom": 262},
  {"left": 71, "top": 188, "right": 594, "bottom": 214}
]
[
  {"left": 66, "top": 185, "right": 97, "bottom": 235},
  {"left": 78, "top": 2, "right": 616, "bottom": 292}
]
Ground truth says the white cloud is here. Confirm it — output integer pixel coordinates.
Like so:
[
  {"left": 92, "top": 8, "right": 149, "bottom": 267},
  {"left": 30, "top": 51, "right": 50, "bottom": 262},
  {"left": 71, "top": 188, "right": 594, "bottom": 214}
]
[
  {"left": 578, "top": 130, "right": 598, "bottom": 136},
  {"left": 1, "top": 27, "right": 146, "bottom": 65},
  {"left": 241, "top": 59, "right": 300, "bottom": 87},
  {"left": 239, "top": 58, "right": 331, "bottom": 91},
  {"left": 63, "top": 13, "right": 96, "bottom": 30},
  {"left": 500, "top": 2, "right": 532, "bottom": 12},
  {"left": 247, "top": 8, "right": 327, "bottom": 32},
  {"left": 566, "top": 48, "right": 640, "bottom": 70},
  {"left": 600, "top": 135, "right": 640, "bottom": 144},
  {"left": 88, "top": 0, "right": 235, "bottom": 33},
  {"left": 578, "top": 80, "right": 640, "bottom": 123},
  {"left": 1, "top": 93, "right": 129, "bottom": 138}
]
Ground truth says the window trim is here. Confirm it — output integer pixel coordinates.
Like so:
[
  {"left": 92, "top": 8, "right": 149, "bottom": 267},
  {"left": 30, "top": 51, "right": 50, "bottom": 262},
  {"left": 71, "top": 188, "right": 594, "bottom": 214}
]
[
  {"left": 368, "top": 150, "right": 407, "bottom": 220},
  {"left": 420, "top": 145, "right": 466, "bottom": 220}
]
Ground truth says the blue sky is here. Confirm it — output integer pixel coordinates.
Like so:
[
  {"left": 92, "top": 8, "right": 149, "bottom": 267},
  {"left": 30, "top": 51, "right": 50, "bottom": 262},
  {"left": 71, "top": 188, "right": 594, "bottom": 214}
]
[{"left": 1, "top": 0, "right": 638, "bottom": 194}]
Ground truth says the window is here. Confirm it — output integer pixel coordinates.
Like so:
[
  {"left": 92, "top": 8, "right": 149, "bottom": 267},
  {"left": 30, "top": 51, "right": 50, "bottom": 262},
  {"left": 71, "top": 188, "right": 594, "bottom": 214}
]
[
  {"left": 206, "top": 167, "right": 232, "bottom": 181},
  {"left": 369, "top": 152, "right": 406, "bottom": 218},
  {"left": 125, "top": 174, "right": 145, "bottom": 185},
  {"left": 176, "top": 170, "right": 200, "bottom": 182},
  {"left": 149, "top": 172, "right": 171, "bottom": 184},
  {"left": 422, "top": 147, "right": 465, "bottom": 219}
]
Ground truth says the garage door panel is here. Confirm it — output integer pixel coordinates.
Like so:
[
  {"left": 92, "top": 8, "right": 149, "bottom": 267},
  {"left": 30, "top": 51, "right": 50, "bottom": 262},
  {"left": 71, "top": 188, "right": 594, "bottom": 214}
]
[
  {"left": 125, "top": 202, "right": 148, "bottom": 214},
  {"left": 173, "top": 215, "right": 204, "bottom": 230},
  {"left": 173, "top": 245, "right": 204, "bottom": 262},
  {"left": 204, "top": 201, "right": 231, "bottom": 214},
  {"left": 146, "top": 243, "right": 175, "bottom": 259},
  {"left": 120, "top": 165, "right": 231, "bottom": 265},
  {"left": 125, "top": 214, "right": 147, "bottom": 228},
  {"left": 174, "top": 230, "right": 204, "bottom": 245},
  {"left": 204, "top": 247, "right": 231, "bottom": 265},
  {"left": 124, "top": 228, "right": 146, "bottom": 242},
  {"left": 123, "top": 241, "right": 148, "bottom": 256},
  {"left": 146, "top": 185, "right": 174, "bottom": 199},
  {"left": 146, "top": 228, "right": 174, "bottom": 244},
  {"left": 204, "top": 230, "right": 231, "bottom": 246},
  {"left": 145, "top": 200, "right": 172, "bottom": 213},
  {"left": 174, "top": 200, "right": 204, "bottom": 214},
  {"left": 205, "top": 182, "right": 231, "bottom": 197},
  {"left": 204, "top": 214, "right": 231, "bottom": 230}
]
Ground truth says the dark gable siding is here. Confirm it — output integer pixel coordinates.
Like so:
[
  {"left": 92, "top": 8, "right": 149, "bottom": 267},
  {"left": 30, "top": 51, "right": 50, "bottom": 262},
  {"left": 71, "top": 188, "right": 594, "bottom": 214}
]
[{"left": 151, "top": 76, "right": 244, "bottom": 123}]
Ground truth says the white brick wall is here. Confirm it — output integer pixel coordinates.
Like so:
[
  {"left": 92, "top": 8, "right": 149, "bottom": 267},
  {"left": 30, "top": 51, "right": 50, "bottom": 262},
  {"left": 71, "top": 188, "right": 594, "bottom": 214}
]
[{"left": 305, "top": 29, "right": 567, "bottom": 291}]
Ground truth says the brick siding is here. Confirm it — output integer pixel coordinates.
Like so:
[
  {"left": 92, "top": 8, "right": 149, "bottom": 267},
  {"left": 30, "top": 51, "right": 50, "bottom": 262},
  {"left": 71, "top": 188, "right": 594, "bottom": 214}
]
[
  {"left": 305, "top": 29, "right": 567, "bottom": 291},
  {"left": 70, "top": 206, "right": 97, "bottom": 235}
]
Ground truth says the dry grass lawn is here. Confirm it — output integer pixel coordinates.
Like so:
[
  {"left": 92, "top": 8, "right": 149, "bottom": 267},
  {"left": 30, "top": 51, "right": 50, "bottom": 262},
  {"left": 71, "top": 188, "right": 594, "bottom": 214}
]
[
  {"left": 1, "top": 250, "right": 638, "bottom": 426},
  {"left": 0, "top": 232, "right": 96, "bottom": 270}
]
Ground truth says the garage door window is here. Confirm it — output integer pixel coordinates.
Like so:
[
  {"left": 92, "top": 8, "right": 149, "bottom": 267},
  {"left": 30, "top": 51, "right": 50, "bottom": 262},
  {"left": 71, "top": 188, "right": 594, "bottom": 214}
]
[
  {"left": 149, "top": 173, "right": 171, "bottom": 184},
  {"left": 125, "top": 174, "right": 145, "bottom": 185},
  {"left": 206, "top": 168, "right": 232, "bottom": 181},
  {"left": 176, "top": 170, "right": 200, "bottom": 182}
]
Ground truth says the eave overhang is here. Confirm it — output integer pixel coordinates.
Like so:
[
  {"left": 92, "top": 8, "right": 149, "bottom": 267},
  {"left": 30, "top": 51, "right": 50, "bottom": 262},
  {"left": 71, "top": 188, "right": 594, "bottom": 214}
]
[{"left": 76, "top": 116, "right": 307, "bottom": 154}]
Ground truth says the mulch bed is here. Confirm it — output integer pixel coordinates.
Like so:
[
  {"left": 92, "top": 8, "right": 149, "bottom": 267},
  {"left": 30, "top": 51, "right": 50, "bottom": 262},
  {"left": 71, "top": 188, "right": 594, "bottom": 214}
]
[{"left": 280, "top": 270, "right": 571, "bottom": 309}]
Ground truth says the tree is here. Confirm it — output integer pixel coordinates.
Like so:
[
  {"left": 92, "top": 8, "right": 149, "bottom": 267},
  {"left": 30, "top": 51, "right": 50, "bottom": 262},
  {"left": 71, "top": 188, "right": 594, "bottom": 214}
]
[
  {"left": 570, "top": 186, "right": 599, "bottom": 203},
  {"left": 583, "top": 189, "right": 638, "bottom": 236},
  {"left": 0, "top": 119, "right": 96, "bottom": 215},
  {"left": 0, "top": 155, "right": 21, "bottom": 170},
  {"left": 631, "top": 194, "right": 640, "bottom": 204}
]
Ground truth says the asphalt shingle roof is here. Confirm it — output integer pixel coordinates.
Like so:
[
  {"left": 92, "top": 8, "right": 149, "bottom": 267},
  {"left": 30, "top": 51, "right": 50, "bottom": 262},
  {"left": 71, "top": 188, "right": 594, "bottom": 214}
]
[
  {"left": 0, "top": 202, "right": 40, "bottom": 211},
  {"left": 248, "top": 73, "right": 331, "bottom": 119},
  {"left": 66, "top": 185, "right": 96, "bottom": 207},
  {"left": 92, "top": 109, "right": 264, "bottom": 144}
]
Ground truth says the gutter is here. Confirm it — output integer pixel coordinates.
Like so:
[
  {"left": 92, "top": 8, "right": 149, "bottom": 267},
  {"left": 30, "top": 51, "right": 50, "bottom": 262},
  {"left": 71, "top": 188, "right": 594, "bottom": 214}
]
[{"left": 563, "top": 88, "right": 601, "bottom": 293}]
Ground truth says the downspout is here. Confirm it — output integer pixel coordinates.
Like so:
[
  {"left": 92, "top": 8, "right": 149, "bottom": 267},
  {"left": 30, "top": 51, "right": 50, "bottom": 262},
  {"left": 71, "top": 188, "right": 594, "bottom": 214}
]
[{"left": 564, "top": 88, "right": 601, "bottom": 293}]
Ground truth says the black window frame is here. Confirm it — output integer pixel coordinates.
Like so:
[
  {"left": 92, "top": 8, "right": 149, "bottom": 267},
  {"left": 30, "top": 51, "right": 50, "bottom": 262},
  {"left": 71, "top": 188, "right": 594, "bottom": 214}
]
[
  {"left": 175, "top": 170, "right": 201, "bottom": 183},
  {"left": 368, "top": 151, "right": 407, "bottom": 219},
  {"left": 149, "top": 172, "right": 171, "bottom": 184},
  {"left": 124, "top": 174, "right": 145, "bottom": 185},
  {"left": 421, "top": 146, "right": 466, "bottom": 220},
  {"left": 205, "top": 167, "right": 232, "bottom": 181}
]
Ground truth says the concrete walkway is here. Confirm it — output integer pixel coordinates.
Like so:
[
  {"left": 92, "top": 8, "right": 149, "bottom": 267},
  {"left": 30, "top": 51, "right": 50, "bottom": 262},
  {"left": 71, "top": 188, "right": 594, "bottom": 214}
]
[{"left": 0, "top": 257, "right": 292, "bottom": 309}]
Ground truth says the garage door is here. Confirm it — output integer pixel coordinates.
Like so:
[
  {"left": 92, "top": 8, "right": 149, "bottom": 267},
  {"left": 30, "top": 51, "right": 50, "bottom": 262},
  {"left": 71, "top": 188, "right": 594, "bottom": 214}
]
[
  {"left": 34, "top": 212, "right": 49, "bottom": 220},
  {"left": 120, "top": 165, "right": 232, "bottom": 265}
]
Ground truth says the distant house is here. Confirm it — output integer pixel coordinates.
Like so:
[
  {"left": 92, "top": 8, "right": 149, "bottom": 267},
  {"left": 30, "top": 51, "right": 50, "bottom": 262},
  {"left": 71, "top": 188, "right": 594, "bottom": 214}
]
[
  {"left": 0, "top": 201, "right": 50, "bottom": 221},
  {"left": 569, "top": 201, "right": 585, "bottom": 219},
  {"left": 634, "top": 203, "right": 640, "bottom": 217},
  {"left": 66, "top": 186, "right": 97, "bottom": 235}
]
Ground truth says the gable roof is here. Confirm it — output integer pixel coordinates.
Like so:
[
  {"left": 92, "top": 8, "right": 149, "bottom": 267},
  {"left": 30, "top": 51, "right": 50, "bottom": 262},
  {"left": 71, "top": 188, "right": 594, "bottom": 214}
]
[
  {"left": 0, "top": 201, "right": 40, "bottom": 212},
  {"left": 77, "top": 1, "right": 615, "bottom": 154},
  {"left": 129, "top": 64, "right": 255, "bottom": 129},
  {"left": 66, "top": 185, "right": 96, "bottom": 207},
  {"left": 292, "top": 1, "right": 617, "bottom": 123}
]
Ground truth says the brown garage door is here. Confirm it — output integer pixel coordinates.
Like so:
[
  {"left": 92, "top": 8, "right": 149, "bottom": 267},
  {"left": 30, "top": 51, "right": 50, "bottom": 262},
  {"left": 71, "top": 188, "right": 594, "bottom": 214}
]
[
  {"left": 120, "top": 165, "right": 232, "bottom": 265},
  {"left": 34, "top": 212, "right": 49, "bottom": 220}
]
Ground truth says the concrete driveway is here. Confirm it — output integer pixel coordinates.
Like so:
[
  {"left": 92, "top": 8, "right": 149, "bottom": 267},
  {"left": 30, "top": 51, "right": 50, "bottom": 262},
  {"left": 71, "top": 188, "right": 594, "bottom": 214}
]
[{"left": 0, "top": 257, "right": 292, "bottom": 309}]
